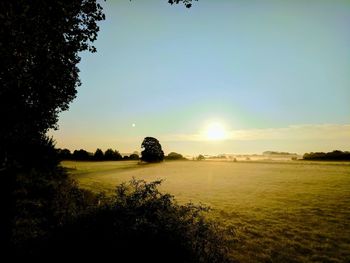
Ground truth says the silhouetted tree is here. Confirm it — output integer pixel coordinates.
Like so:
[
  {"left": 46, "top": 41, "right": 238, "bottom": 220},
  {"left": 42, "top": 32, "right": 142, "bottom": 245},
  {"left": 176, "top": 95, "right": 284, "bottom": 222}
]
[
  {"left": 141, "top": 137, "right": 164, "bottom": 163},
  {"left": 0, "top": 3, "right": 104, "bottom": 247},
  {"left": 129, "top": 153, "right": 140, "bottom": 160},
  {"left": 58, "top": 148, "right": 72, "bottom": 160},
  {"left": 73, "top": 149, "right": 91, "bottom": 160},
  {"left": 166, "top": 152, "right": 185, "bottom": 160},
  {"left": 94, "top": 148, "right": 104, "bottom": 161},
  {"left": 0, "top": 0, "right": 105, "bottom": 169},
  {"left": 303, "top": 150, "right": 350, "bottom": 161},
  {"left": 104, "top": 149, "right": 122, "bottom": 161}
]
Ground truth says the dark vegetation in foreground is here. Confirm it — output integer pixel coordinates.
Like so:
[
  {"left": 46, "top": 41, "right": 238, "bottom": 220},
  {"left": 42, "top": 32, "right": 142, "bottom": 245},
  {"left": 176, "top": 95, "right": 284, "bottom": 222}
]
[
  {"left": 40, "top": 180, "right": 231, "bottom": 262},
  {"left": 303, "top": 150, "right": 350, "bottom": 161},
  {"left": 4, "top": 146, "right": 232, "bottom": 262}
]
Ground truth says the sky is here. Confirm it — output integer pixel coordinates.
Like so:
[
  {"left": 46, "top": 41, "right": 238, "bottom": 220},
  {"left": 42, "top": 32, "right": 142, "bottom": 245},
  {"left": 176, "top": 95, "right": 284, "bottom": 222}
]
[{"left": 50, "top": 0, "right": 350, "bottom": 155}]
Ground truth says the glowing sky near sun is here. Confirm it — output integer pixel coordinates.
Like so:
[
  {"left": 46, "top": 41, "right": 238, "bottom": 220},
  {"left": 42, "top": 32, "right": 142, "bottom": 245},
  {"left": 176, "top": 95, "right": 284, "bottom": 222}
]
[{"left": 50, "top": 0, "right": 350, "bottom": 155}]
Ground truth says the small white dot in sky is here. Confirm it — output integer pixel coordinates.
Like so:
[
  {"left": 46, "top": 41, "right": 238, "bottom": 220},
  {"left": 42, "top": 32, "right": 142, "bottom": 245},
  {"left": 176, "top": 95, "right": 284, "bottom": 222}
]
[{"left": 132, "top": 123, "right": 136, "bottom": 127}]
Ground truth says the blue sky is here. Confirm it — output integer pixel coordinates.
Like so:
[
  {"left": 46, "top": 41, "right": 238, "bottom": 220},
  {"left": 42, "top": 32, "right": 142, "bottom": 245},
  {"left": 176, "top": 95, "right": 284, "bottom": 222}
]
[{"left": 51, "top": 0, "right": 350, "bottom": 155}]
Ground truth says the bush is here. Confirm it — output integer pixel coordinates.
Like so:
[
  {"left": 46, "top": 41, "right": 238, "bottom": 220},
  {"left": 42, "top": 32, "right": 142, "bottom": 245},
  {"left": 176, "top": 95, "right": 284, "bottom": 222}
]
[
  {"left": 128, "top": 153, "right": 140, "bottom": 160},
  {"left": 7, "top": 167, "right": 97, "bottom": 249},
  {"left": 0, "top": 146, "right": 99, "bottom": 257},
  {"left": 197, "top": 154, "right": 205, "bottom": 161},
  {"left": 31, "top": 179, "right": 233, "bottom": 262},
  {"left": 165, "top": 152, "right": 185, "bottom": 160}
]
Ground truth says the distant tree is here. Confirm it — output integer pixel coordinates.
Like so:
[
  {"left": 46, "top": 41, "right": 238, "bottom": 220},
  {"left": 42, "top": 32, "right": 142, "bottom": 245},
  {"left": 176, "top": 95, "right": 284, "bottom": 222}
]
[
  {"left": 141, "top": 137, "right": 164, "bottom": 163},
  {"left": 166, "top": 152, "right": 184, "bottom": 160},
  {"left": 115, "top": 150, "right": 123, "bottom": 160},
  {"left": 303, "top": 150, "right": 350, "bottom": 161},
  {"left": 73, "top": 149, "right": 91, "bottom": 160},
  {"left": 129, "top": 153, "right": 140, "bottom": 160},
  {"left": 196, "top": 154, "right": 205, "bottom": 161},
  {"left": 94, "top": 148, "right": 104, "bottom": 161},
  {"left": 58, "top": 148, "right": 72, "bottom": 160},
  {"left": 104, "top": 149, "right": 122, "bottom": 161}
]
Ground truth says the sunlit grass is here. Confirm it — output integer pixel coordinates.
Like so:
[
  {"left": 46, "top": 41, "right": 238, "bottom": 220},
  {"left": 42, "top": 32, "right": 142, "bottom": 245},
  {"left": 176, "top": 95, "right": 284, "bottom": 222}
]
[{"left": 62, "top": 160, "right": 350, "bottom": 262}]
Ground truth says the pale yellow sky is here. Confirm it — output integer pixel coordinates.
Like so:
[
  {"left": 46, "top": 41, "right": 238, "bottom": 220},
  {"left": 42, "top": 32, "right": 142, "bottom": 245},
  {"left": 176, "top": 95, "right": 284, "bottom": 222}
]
[{"left": 50, "top": 123, "right": 350, "bottom": 155}]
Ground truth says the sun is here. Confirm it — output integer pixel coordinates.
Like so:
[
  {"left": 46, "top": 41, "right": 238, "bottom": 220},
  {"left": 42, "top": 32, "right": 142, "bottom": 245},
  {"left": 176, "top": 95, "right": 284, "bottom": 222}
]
[{"left": 205, "top": 122, "right": 227, "bottom": 141}]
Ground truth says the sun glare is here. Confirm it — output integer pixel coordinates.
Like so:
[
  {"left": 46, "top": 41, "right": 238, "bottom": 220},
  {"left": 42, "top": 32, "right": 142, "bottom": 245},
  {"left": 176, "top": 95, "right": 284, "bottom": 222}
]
[{"left": 205, "top": 122, "right": 226, "bottom": 141}]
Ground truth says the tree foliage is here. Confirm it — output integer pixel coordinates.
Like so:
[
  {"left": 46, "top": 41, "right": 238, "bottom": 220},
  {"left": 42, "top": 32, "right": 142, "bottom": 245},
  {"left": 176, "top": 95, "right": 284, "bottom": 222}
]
[
  {"left": 0, "top": 0, "right": 105, "bottom": 168},
  {"left": 197, "top": 154, "right": 205, "bottom": 161},
  {"left": 168, "top": 0, "right": 198, "bottom": 8},
  {"left": 93, "top": 148, "right": 104, "bottom": 160},
  {"left": 73, "top": 149, "right": 91, "bottom": 160},
  {"left": 104, "top": 149, "right": 123, "bottom": 160},
  {"left": 57, "top": 148, "right": 72, "bottom": 160},
  {"left": 303, "top": 150, "right": 350, "bottom": 161},
  {"left": 141, "top": 137, "right": 164, "bottom": 163},
  {"left": 0, "top": 0, "right": 105, "bottom": 249},
  {"left": 165, "top": 152, "right": 185, "bottom": 160},
  {"left": 128, "top": 153, "right": 140, "bottom": 160}
]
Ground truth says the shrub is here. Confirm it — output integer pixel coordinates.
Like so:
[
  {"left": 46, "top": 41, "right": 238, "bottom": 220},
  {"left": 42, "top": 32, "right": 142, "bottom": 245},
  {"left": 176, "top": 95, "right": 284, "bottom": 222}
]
[
  {"left": 165, "top": 152, "right": 185, "bottom": 160},
  {"left": 129, "top": 153, "right": 140, "bottom": 160},
  {"left": 33, "top": 179, "right": 233, "bottom": 262},
  {"left": 0, "top": 162, "right": 99, "bottom": 257},
  {"left": 197, "top": 154, "right": 205, "bottom": 161}
]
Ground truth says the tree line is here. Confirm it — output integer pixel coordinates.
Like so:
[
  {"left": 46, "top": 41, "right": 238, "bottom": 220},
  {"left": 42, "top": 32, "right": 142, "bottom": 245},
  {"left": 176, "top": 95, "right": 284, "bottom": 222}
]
[
  {"left": 303, "top": 150, "right": 350, "bottom": 161},
  {"left": 57, "top": 137, "right": 187, "bottom": 162},
  {"left": 58, "top": 148, "right": 140, "bottom": 161},
  {"left": 58, "top": 147, "right": 187, "bottom": 162}
]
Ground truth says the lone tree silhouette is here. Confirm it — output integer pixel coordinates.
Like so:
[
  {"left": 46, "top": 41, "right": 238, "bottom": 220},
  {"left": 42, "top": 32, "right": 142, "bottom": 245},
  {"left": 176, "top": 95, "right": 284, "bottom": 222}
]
[{"left": 141, "top": 137, "right": 164, "bottom": 163}]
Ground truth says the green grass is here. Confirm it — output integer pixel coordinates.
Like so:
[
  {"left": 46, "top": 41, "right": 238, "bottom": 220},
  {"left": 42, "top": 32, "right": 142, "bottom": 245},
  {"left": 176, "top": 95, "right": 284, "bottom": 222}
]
[{"left": 62, "top": 160, "right": 350, "bottom": 262}]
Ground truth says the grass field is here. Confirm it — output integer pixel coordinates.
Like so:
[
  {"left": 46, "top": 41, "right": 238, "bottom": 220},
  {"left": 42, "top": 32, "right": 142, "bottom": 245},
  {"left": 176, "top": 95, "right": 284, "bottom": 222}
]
[{"left": 63, "top": 160, "right": 350, "bottom": 262}]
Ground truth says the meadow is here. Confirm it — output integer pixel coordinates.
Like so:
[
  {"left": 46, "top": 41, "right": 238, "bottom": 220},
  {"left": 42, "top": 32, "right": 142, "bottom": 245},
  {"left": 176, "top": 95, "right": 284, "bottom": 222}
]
[{"left": 63, "top": 160, "right": 350, "bottom": 262}]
